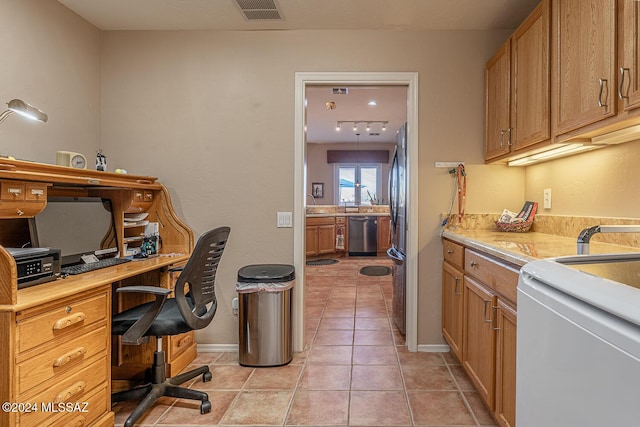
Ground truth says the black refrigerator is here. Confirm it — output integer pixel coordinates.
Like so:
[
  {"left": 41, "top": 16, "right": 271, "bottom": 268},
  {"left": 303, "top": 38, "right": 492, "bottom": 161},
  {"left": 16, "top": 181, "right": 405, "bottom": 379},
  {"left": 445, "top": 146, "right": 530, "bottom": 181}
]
[{"left": 387, "top": 123, "right": 407, "bottom": 334}]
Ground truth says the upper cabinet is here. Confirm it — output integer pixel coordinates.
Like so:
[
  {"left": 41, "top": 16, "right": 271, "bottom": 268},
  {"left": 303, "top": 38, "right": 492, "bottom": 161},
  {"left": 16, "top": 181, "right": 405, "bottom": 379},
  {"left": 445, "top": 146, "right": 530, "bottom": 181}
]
[
  {"left": 485, "top": 0, "right": 640, "bottom": 165},
  {"left": 553, "top": 0, "right": 617, "bottom": 136},
  {"left": 485, "top": 0, "right": 550, "bottom": 161},
  {"left": 619, "top": 0, "right": 640, "bottom": 112}
]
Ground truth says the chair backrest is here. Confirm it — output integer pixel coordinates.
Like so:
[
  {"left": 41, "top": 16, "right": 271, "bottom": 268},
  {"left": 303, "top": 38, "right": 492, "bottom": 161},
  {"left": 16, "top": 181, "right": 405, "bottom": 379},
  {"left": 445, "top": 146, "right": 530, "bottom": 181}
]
[{"left": 174, "top": 226, "right": 230, "bottom": 330}]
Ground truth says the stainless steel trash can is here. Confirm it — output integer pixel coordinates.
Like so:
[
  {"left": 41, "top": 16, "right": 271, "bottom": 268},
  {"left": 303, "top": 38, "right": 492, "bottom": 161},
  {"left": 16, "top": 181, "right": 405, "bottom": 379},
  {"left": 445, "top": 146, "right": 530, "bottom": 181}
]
[{"left": 237, "top": 264, "right": 295, "bottom": 367}]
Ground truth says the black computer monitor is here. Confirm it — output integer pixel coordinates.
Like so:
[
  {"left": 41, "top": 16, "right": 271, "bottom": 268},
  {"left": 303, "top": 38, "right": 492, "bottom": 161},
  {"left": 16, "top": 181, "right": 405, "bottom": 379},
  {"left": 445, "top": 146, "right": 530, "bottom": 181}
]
[{"left": 31, "top": 196, "right": 118, "bottom": 267}]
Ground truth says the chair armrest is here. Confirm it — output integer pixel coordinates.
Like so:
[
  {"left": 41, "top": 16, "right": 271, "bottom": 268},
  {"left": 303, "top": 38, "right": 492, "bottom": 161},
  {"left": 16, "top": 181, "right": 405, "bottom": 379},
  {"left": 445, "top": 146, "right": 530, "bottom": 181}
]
[
  {"left": 168, "top": 266, "right": 184, "bottom": 273},
  {"left": 116, "top": 286, "right": 171, "bottom": 345}
]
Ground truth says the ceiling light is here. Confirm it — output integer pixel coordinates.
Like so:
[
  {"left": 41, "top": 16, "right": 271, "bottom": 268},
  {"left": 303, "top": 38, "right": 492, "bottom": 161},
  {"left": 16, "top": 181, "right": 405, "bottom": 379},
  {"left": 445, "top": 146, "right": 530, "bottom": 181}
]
[
  {"left": 0, "top": 99, "right": 48, "bottom": 124},
  {"left": 353, "top": 122, "right": 358, "bottom": 132},
  {"left": 335, "top": 120, "right": 388, "bottom": 134},
  {"left": 368, "top": 100, "right": 377, "bottom": 106},
  {"left": 382, "top": 122, "right": 387, "bottom": 131},
  {"left": 366, "top": 122, "right": 371, "bottom": 132},
  {"left": 336, "top": 122, "right": 341, "bottom": 131}
]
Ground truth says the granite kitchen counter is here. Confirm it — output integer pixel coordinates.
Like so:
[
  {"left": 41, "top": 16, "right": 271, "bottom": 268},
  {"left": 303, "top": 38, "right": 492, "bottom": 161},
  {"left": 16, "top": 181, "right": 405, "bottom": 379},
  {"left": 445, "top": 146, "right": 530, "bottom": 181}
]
[{"left": 442, "top": 227, "right": 640, "bottom": 267}]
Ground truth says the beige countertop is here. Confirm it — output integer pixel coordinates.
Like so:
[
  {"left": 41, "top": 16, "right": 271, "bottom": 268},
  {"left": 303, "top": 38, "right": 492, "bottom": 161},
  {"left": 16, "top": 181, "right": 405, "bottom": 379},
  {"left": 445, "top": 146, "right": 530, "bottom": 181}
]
[
  {"left": 442, "top": 228, "right": 640, "bottom": 267},
  {"left": 306, "top": 212, "right": 390, "bottom": 217}
]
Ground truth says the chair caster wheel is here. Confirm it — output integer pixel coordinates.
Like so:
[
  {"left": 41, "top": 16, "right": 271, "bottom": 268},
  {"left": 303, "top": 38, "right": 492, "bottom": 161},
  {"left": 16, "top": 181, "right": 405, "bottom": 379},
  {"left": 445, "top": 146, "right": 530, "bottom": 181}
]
[
  {"left": 201, "top": 400, "right": 212, "bottom": 414},
  {"left": 203, "top": 371, "right": 212, "bottom": 382}
]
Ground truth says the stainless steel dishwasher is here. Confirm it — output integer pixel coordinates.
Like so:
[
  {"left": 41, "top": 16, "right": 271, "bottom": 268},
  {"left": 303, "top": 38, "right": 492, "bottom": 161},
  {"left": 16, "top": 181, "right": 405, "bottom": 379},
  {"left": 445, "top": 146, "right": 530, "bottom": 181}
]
[{"left": 348, "top": 216, "right": 378, "bottom": 256}]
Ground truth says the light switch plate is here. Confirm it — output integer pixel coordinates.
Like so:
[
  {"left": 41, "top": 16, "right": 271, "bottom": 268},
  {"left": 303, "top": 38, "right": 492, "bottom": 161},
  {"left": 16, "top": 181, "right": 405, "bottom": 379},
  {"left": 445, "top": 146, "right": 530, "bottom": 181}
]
[
  {"left": 277, "top": 212, "right": 292, "bottom": 228},
  {"left": 543, "top": 189, "right": 552, "bottom": 209}
]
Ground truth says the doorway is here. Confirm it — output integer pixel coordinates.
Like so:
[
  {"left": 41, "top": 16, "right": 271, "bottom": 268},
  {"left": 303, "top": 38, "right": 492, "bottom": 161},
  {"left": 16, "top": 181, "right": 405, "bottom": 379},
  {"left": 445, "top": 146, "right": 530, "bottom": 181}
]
[{"left": 294, "top": 72, "right": 419, "bottom": 352}]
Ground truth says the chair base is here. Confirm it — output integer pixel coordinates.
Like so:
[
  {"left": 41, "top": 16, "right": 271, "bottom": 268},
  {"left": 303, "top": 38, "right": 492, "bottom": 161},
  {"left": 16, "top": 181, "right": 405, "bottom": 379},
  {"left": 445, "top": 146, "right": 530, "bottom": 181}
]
[{"left": 112, "top": 346, "right": 212, "bottom": 427}]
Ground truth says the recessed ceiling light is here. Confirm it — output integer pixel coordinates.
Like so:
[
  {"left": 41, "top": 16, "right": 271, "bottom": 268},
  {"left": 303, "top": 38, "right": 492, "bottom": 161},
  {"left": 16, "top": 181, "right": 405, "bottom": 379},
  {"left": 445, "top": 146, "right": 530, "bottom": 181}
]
[{"left": 368, "top": 100, "right": 377, "bottom": 106}]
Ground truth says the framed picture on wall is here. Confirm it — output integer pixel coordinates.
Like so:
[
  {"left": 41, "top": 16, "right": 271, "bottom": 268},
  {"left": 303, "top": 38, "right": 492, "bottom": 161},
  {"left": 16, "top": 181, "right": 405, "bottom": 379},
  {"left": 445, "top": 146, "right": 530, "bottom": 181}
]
[{"left": 312, "top": 183, "right": 324, "bottom": 198}]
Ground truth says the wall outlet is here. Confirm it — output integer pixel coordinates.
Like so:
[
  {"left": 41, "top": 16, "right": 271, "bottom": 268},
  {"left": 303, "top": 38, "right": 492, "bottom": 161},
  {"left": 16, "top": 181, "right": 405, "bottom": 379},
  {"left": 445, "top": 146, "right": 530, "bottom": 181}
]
[
  {"left": 232, "top": 297, "right": 239, "bottom": 315},
  {"left": 543, "top": 189, "right": 552, "bottom": 209}
]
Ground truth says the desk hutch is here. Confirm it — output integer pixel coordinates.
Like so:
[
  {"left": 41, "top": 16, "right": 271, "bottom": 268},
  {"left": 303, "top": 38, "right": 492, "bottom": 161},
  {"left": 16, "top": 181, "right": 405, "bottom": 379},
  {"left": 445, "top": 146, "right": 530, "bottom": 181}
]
[{"left": 0, "top": 159, "right": 195, "bottom": 426}]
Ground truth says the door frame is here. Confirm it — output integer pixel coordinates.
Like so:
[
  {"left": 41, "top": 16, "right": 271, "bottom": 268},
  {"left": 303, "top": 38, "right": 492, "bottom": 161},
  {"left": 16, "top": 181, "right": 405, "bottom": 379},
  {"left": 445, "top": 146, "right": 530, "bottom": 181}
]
[{"left": 293, "top": 71, "right": 419, "bottom": 351}]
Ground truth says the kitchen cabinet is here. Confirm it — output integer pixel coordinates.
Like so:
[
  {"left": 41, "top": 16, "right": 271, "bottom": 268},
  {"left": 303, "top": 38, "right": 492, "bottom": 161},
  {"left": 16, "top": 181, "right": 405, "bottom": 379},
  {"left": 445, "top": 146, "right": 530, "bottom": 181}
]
[
  {"left": 485, "top": 0, "right": 550, "bottom": 161},
  {"left": 553, "top": 0, "right": 617, "bottom": 136},
  {"left": 442, "top": 239, "right": 465, "bottom": 361},
  {"left": 306, "top": 216, "right": 336, "bottom": 256},
  {"left": 495, "top": 299, "right": 517, "bottom": 427},
  {"left": 377, "top": 216, "right": 391, "bottom": 252},
  {"left": 619, "top": 0, "right": 640, "bottom": 111},
  {"left": 443, "top": 244, "right": 519, "bottom": 426},
  {"left": 463, "top": 276, "right": 497, "bottom": 408}
]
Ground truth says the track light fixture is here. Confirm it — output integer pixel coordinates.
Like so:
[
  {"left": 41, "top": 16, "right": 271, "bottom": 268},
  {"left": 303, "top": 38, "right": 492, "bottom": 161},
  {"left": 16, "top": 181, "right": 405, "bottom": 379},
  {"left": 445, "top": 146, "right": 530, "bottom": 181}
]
[{"left": 335, "top": 121, "right": 389, "bottom": 132}]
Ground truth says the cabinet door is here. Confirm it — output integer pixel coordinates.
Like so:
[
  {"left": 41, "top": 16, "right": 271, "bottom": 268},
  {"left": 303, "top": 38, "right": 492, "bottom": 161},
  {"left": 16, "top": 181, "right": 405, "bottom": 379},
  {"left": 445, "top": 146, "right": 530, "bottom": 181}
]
[
  {"left": 377, "top": 216, "right": 391, "bottom": 252},
  {"left": 553, "top": 0, "right": 616, "bottom": 135},
  {"left": 463, "top": 276, "right": 497, "bottom": 409},
  {"left": 317, "top": 224, "right": 336, "bottom": 254},
  {"left": 511, "top": 0, "right": 550, "bottom": 150},
  {"left": 306, "top": 225, "right": 318, "bottom": 256},
  {"left": 495, "top": 299, "right": 517, "bottom": 427},
  {"left": 442, "top": 261, "right": 464, "bottom": 361},
  {"left": 485, "top": 39, "right": 512, "bottom": 160},
  {"left": 619, "top": 0, "right": 640, "bottom": 111}
]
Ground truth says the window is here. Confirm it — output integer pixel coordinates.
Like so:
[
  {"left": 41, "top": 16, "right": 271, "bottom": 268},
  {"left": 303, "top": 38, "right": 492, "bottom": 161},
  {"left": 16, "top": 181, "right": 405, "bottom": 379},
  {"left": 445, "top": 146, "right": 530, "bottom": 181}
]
[{"left": 335, "top": 164, "right": 381, "bottom": 206}]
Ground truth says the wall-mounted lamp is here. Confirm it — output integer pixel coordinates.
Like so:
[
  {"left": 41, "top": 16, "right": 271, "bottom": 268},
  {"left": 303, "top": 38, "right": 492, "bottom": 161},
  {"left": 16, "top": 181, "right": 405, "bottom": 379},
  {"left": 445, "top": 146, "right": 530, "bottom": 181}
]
[
  {"left": 0, "top": 99, "right": 48, "bottom": 125},
  {"left": 336, "top": 120, "right": 388, "bottom": 132}
]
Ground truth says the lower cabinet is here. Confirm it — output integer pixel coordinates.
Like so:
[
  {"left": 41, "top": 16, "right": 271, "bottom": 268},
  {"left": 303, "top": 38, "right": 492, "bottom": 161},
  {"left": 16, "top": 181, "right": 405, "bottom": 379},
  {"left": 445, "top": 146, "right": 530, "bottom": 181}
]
[
  {"left": 442, "top": 239, "right": 518, "bottom": 427},
  {"left": 377, "top": 216, "right": 391, "bottom": 252},
  {"left": 306, "top": 216, "right": 336, "bottom": 256},
  {"left": 462, "top": 276, "right": 497, "bottom": 409}
]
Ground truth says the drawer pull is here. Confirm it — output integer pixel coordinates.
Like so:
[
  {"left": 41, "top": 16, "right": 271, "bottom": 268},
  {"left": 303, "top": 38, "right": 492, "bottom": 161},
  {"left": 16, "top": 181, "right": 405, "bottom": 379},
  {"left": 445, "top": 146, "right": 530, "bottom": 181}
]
[
  {"left": 67, "top": 415, "right": 87, "bottom": 427},
  {"left": 53, "top": 312, "right": 86, "bottom": 330},
  {"left": 446, "top": 249, "right": 453, "bottom": 254},
  {"left": 53, "top": 347, "right": 87, "bottom": 367},
  {"left": 54, "top": 381, "right": 86, "bottom": 403},
  {"left": 177, "top": 335, "right": 193, "bottom": 348},
  {"left": 470, "top": 261, "right": 478, "bottom": 267},
  {"left": 8, "top": 188, "right": 22, "bottom": 196}
]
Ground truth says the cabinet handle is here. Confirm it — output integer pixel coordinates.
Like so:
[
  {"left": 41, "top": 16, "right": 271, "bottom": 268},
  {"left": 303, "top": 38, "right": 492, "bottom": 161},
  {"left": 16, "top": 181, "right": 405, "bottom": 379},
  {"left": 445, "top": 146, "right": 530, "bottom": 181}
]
[
  {"left": 446, "top": 249, "right": 453, "bottom": 254},
  {"left": 506, "top": 128, "right": 512, "bottom": 146},
  {"left": 67, "top": 415, "right": 87, "bottom": 427},
  {"left": 52, "top": 312, "right": 86, "bottom": 330},
  {"left": 470, "top": 261, "right": 478, "bottom": 267},
  {"left": 454, "top": 277, "right": 461, "bottom": 296},
  {"left": 54, "top": 381, "right": 86, "bottom": 403},
  {"left": 177, "top": 335, "right": 193, "bottom": 348},
  {"left": 492, "top": 306, "right": 500, "bottom": 331},
  {"left": 598, "top": 78, "right": 609, "bottom": 109},
  {"left": 53, "top": 347, "right": 87, "bottom": 367},
  {"left": 619, "top": 67, "right": 630, "bottom": 100},
  {"left": 499, "top": 130, "right": 505, "bottom": 148},
  {"left": 483, "top": 300, "right": 491, "bottom": 323}
]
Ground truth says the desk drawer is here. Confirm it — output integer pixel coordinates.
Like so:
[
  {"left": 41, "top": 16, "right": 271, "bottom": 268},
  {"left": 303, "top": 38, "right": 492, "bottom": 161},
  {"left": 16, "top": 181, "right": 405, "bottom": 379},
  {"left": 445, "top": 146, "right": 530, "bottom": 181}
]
[
  {"left": 443, "top": 239, "right": 464, "bottom": 270},
  {"left": 16, "top": 326, "right": 107, "bottom": 397},
  {"left": 464, "top": 249, "right": 519, "bottom": 304},
  {"left": 17, "top": 383, "right": 108, "bottom": 427},
  {"left": 0, "top": 181, "right": 26, "bottom": 201},
  {"left": 17, "top": 292, "right": 108, "bottom": 354},
  {"left": 169, "top": 331, "right": 194, "bottom": 360},
  {"left": 17, "top": 358, "right": 107, "bottom": 427}
]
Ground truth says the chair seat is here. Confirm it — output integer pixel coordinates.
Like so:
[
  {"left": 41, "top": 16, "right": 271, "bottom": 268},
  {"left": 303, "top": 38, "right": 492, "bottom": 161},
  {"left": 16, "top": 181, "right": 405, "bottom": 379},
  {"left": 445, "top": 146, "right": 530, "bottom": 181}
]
[{"left": 112, "top": 298, "right": 199, "bottom": 337}]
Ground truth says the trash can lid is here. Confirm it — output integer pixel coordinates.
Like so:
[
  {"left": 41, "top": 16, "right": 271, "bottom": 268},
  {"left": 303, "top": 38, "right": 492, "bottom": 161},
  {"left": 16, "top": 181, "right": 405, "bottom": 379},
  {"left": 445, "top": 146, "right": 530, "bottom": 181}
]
[{"left": 237, "top": 264, "right": 295, "bottom": 283}]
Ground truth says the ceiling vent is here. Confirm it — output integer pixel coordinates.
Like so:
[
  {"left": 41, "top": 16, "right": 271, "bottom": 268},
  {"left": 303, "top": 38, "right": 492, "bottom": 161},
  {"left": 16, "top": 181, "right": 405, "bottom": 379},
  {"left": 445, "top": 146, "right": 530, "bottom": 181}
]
[
  {"left": 332, "top": 88, "right": 349, "bottom": 95},
  {"left": 369, "top": 133, "right": 381, "bottom": 137},
  {"left": 235, "top": 0, "right": 282, "bottom": 20}
]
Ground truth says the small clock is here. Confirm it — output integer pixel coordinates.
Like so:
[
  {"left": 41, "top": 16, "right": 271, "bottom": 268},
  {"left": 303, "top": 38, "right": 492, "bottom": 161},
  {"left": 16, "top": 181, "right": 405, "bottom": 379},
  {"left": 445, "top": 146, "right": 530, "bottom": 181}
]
[{"left": 56, "top": 151, "right": 87, "bottom": 169}]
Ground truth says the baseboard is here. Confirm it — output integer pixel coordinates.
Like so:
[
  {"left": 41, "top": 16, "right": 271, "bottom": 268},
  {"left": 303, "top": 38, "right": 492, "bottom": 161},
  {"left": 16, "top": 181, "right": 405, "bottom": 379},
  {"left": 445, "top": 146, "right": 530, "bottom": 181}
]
[
  {"left": 197, "top": 344, "right": 239, "bottom": 353},
  {"left": 417, "top": 344, "right": 450, "bottom": 353}
]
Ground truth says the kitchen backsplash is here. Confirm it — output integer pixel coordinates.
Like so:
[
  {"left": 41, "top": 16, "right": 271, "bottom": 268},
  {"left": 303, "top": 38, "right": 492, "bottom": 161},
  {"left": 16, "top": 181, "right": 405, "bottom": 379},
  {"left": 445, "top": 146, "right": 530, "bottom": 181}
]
[{"left": 445, "top": 213, "right": 640, "bottom": 249}]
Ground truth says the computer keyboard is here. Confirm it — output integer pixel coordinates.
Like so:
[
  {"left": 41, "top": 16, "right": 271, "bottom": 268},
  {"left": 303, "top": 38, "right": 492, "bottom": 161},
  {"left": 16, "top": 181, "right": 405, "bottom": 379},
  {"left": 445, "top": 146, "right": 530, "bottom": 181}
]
[{"left": 61, "top": 257, "right": 131, "bottom": 275}]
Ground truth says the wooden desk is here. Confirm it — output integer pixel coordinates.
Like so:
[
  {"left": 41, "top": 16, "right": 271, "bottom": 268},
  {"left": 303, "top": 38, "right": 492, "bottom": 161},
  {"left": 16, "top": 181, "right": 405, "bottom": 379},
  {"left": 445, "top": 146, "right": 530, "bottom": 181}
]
[{"left": 0, "top": 159, "right": 195, "bottom": 427}]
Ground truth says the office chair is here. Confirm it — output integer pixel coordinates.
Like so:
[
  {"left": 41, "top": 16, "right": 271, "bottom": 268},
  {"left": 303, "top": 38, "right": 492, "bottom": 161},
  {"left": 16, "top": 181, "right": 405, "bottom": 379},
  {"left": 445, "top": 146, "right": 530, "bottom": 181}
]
[{"left": 111, "top": 226, "right": 231, "bottom": 427}]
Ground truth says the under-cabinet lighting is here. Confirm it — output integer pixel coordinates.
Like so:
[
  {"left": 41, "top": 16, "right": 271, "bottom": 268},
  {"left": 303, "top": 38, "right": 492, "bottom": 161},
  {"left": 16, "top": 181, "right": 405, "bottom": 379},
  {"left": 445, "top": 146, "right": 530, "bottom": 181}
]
[
  {"left": 508, "top": 144, "right": 599, "bottom": 167},
  {"left": 590, "top": 123, "right": 640, "bottom": 145}
]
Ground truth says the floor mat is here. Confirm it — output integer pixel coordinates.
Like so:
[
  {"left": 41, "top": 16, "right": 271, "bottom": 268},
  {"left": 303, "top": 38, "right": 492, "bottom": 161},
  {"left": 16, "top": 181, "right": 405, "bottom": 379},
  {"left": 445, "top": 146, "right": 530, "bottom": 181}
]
[
  {"left": 359, "top": 265, "right": 392, "bottom": 276},
  {"left": 306, "top": 259, "right": 340, "bottom": 266}
]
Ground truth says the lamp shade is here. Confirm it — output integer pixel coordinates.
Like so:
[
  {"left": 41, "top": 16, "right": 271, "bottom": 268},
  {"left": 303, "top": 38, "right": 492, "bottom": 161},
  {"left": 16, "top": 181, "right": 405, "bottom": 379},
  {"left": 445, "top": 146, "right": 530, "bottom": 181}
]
[{"left": 7, "top": 99, "right": 48, "bottom": 123}]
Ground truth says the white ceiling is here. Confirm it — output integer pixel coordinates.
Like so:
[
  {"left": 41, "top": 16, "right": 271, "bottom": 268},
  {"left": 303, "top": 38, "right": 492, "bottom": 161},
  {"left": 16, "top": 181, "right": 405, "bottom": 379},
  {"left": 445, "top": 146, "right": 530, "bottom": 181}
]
[
  {"left": 58, "top": 0, "right": 538, "bottom": 31},
  {"left": 57, "top": 0, "right": 537, "bottom": 144}
]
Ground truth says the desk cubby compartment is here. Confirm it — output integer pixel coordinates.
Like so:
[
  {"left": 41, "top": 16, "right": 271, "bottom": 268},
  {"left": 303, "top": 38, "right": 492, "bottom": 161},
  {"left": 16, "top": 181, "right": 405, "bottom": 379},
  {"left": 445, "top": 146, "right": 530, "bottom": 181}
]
[
  {"left": 0, "top": 180, "right": 48, "bottom": 218},
  {"left": 126, "top": 189, "right": 155, "bottom": 213}
]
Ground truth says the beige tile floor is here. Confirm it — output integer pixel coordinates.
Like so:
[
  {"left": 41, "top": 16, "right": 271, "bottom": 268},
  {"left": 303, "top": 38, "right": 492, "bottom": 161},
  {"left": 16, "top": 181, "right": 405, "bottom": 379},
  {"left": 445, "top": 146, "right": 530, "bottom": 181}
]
[{"left": 113, "top": 257, "right": 496, "bottom": 426}]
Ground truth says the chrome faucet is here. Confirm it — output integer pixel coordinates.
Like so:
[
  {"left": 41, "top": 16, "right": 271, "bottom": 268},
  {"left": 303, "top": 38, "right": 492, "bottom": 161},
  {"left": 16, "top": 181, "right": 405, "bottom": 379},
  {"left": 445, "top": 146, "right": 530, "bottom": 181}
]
[
  {"left": 577, "top": 225, "right": 640, "bottom": 254},
  {"left": 306, "top": 194, "right": 317, "bottom": 205}
]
